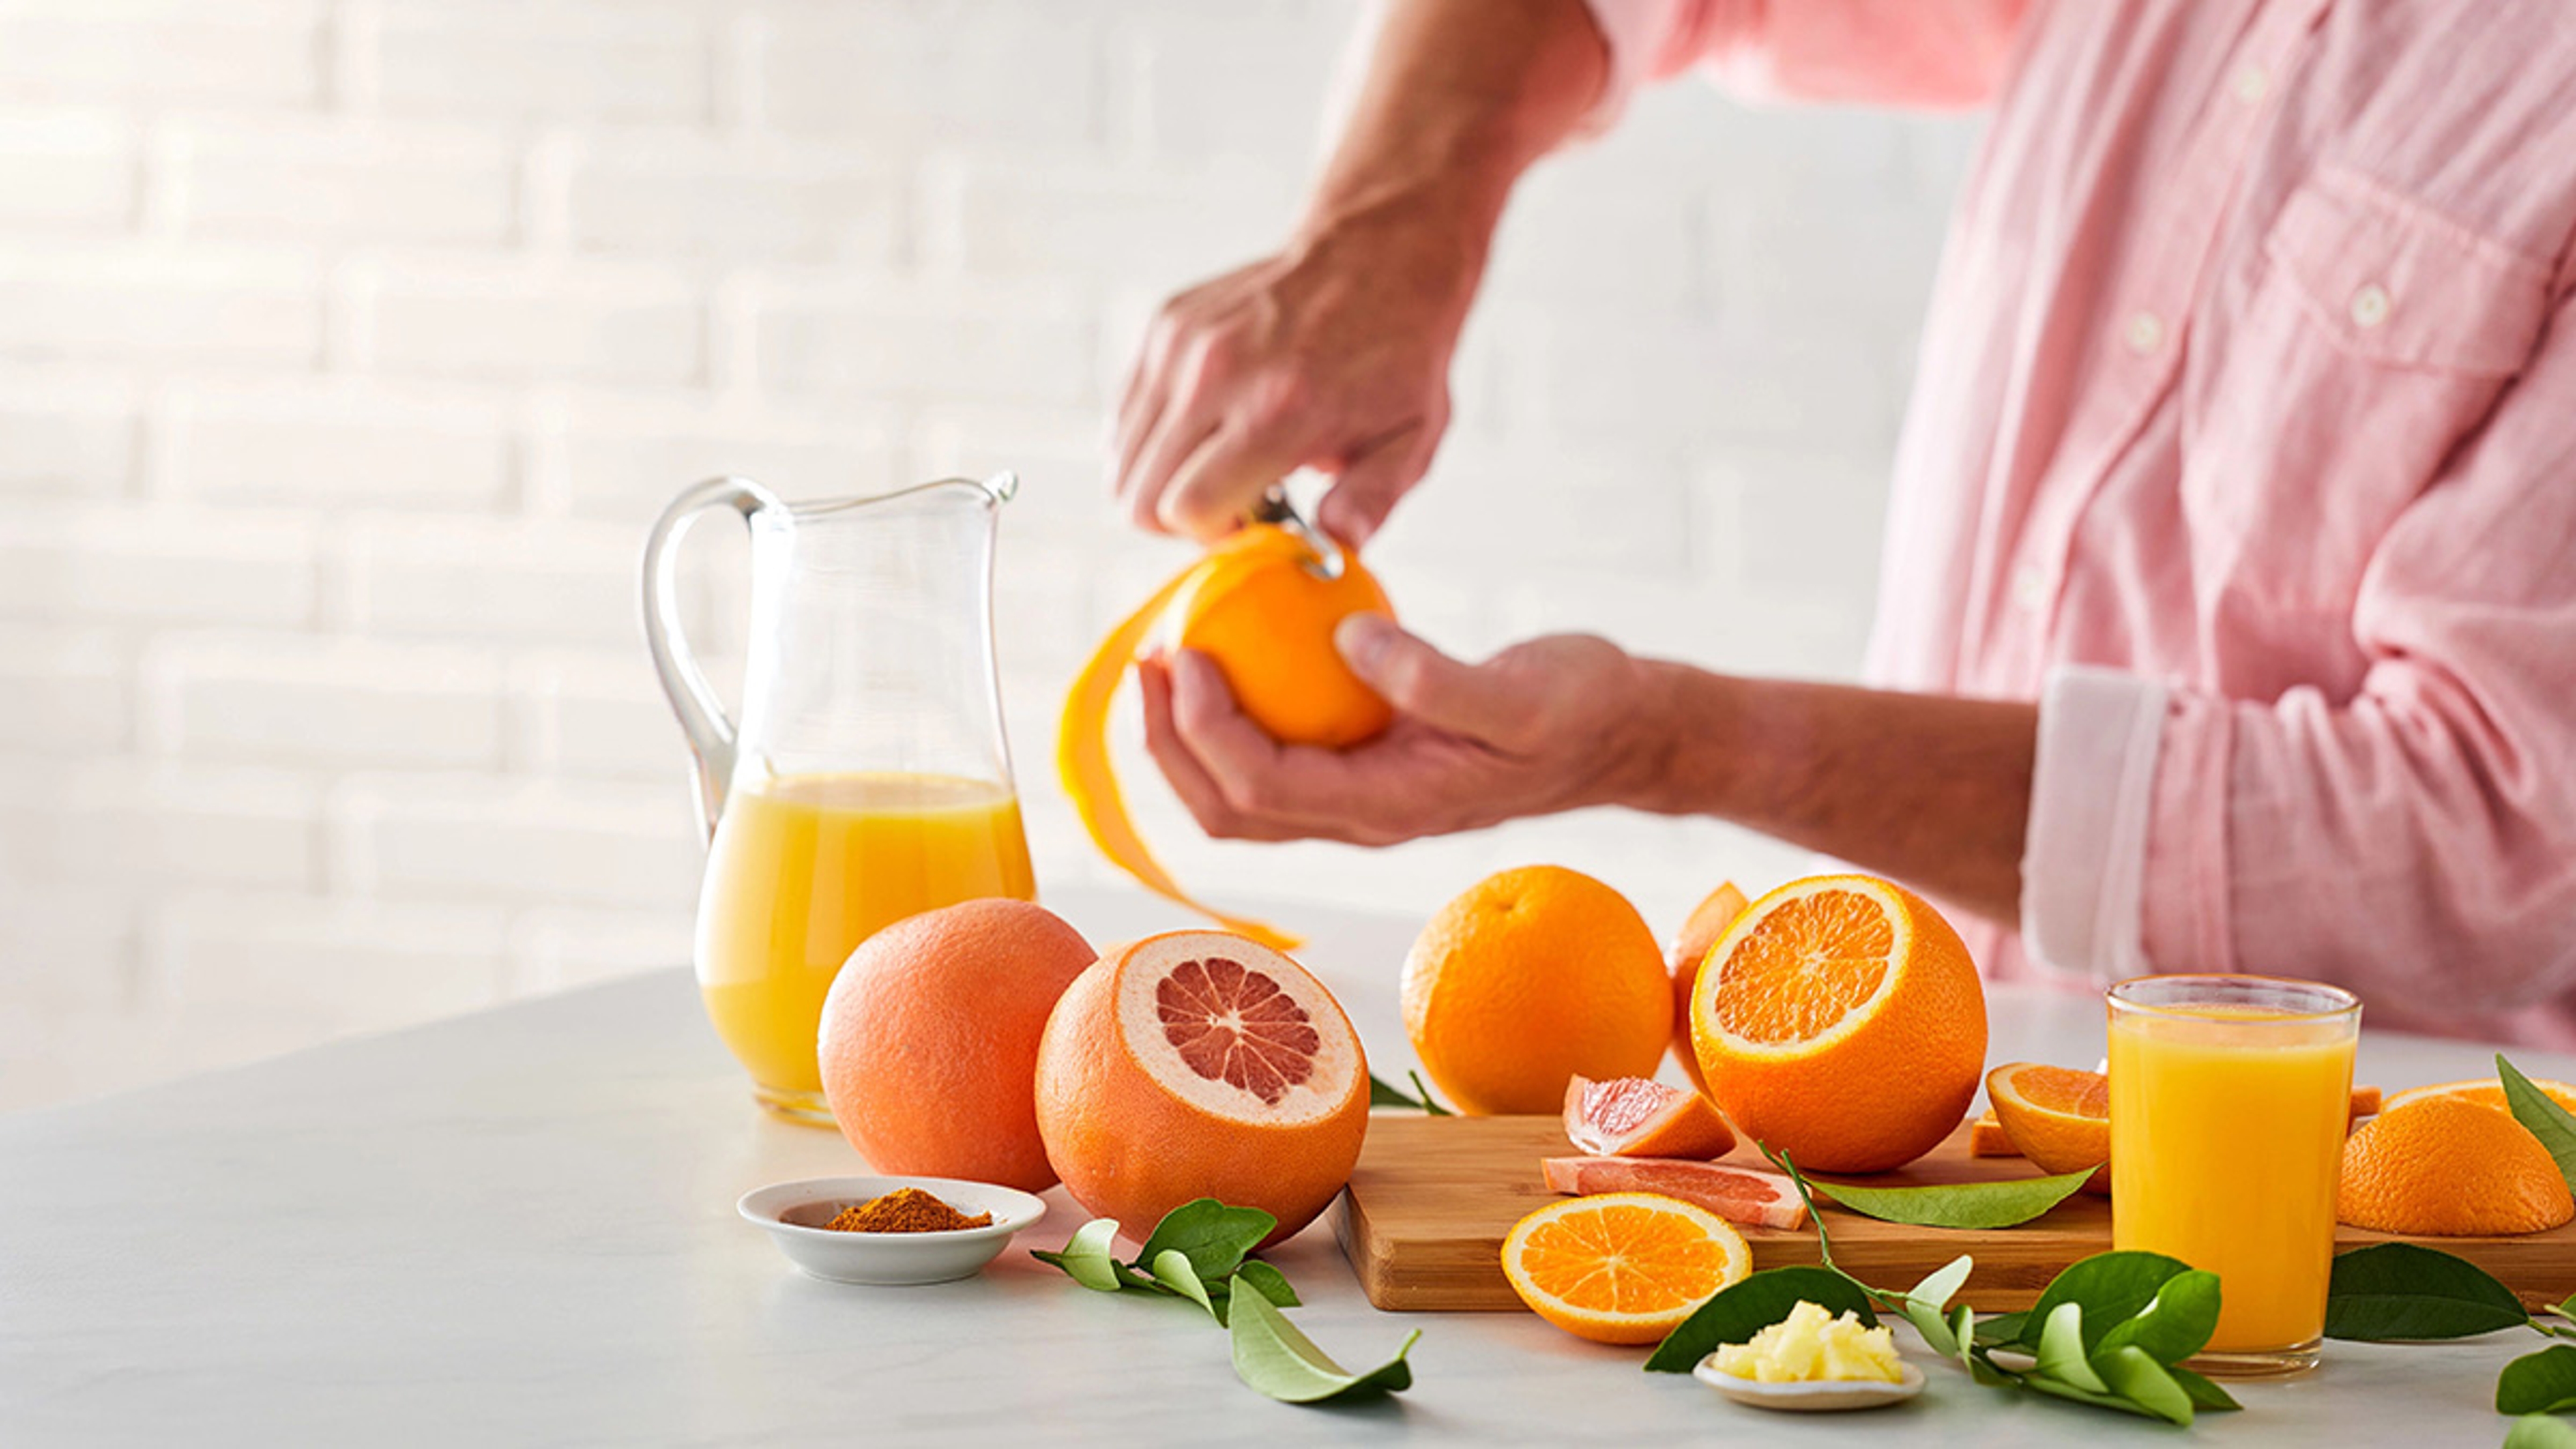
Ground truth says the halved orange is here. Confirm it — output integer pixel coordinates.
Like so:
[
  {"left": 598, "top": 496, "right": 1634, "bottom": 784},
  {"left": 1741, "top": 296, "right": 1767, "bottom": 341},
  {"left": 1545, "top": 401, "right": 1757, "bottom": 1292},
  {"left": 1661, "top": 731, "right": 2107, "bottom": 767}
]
[
  {"left": 1501, "top": 1192, "right": 1752, "bottom": 1345},
  {"left": 2340, "top": 1097, "right": 2575, "bottom": 1236},
  {"left": 1689, "top": 874, "right": 1986, "bottom": 1173},
  {"left": 2383, "top": 1077, "right": 2576, "bottom": 1118},
  {"left": 1986, "top": 1062, "right": 2110, "bottom": 1193}
]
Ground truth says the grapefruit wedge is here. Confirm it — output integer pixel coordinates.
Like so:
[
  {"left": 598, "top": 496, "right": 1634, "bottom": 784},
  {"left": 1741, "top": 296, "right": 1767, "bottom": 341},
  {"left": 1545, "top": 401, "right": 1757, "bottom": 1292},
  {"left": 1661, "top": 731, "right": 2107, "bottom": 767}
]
[
  {"left": 1563, "top": 1075, "right": 1736, "bottom": 1160},
  {"left": 1034, "top": 930, "right": 1369, "bottom": 1246},
  {"left": 1541, "top": 1157, "right": 1809, "bottom": 1231}
]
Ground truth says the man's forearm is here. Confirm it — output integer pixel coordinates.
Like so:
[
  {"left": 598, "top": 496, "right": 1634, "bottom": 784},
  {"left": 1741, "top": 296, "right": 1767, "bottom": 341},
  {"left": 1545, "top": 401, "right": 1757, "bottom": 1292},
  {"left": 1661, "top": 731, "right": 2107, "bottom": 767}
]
[
  {"left": 1296, "top": 0, "right": 1609, "bottom": 275},
  {"left": 1618, "top": 661, "right": 2039, "bottom": 926}
]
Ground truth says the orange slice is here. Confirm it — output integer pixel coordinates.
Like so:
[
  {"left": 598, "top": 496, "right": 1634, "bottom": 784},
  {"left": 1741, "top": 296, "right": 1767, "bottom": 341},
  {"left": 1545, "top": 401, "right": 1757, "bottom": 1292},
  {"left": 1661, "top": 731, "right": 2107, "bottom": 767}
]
[
  {"left": 2383, "top": 1077, "right": 2576, "bottom": 1118},
  {"left": 1968, "top": 1108, "right": 2018, "bottom": 1157},
  {"left": 1986, "top": 1062, "right": 2110, "bottom": 1193},
  {"left": 1562, "top": 1075, "right": 1736, "bottom": 1159},
  {"left": 1689, "top": 874, "right": 1986, "bottom": 1173},
  {"left": 1056, "top": 525, "right": 1394, "bottom": 950},
  {"left": 1501, "top": 1191, "right": 1752, "bottom": 1345}
]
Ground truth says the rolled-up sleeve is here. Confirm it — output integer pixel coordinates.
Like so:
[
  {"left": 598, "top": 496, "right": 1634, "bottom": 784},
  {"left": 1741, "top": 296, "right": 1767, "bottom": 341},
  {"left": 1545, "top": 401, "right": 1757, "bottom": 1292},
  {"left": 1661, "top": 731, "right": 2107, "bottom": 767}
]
[
  {"left": 2052, "top": 286, "right": 2576, "bottom": 1018},
  {"left": 1578, "top": 0, "right": 2034, "bottom": 127}
]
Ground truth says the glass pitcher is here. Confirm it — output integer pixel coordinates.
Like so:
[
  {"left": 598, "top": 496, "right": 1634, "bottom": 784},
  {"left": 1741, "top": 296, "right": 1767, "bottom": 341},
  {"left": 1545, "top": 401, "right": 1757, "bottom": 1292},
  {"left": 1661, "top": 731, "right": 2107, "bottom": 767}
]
[{"left": 643, "top": 473, "right": 1035, "bottom": 1122}]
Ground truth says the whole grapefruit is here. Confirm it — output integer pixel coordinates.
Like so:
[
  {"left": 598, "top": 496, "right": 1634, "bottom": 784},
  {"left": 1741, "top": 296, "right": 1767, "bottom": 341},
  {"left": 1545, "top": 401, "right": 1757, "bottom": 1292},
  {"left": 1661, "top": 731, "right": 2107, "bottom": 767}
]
[{"left": 817, "top": 898, "right": 1096, "bottom": 1193}]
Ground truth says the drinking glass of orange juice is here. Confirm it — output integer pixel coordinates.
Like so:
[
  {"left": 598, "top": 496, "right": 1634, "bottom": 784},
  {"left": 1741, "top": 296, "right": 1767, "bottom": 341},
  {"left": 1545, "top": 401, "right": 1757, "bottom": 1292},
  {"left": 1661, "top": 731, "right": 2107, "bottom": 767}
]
[
  {"left": 643, "top": 472, "right": 1036, "bottom": 1122},
  {"left": 2108, "top": 975, "right": 2360, "bottom": 1377}
]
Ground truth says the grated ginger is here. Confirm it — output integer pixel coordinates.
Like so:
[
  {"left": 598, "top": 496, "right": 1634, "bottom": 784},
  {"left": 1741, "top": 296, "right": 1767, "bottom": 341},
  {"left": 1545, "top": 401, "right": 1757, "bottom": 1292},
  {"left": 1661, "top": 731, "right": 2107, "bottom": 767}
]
[{"left": 1709, "top": 1300, "right": 1903, "bottom": 1384}]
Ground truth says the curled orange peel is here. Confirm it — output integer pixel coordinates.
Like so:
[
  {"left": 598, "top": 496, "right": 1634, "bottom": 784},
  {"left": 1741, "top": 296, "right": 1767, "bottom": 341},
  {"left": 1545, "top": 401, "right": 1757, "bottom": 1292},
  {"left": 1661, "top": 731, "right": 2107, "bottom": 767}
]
[{"left": 1057, "top": 525, "right": 1395, "bottom": 951}]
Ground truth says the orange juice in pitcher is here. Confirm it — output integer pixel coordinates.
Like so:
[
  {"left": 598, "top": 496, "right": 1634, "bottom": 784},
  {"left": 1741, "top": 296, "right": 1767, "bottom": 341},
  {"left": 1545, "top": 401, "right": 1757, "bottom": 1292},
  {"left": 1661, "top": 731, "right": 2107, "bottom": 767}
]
[
  {"left": 696, "top": 772, "right": 1034, "bottom": 1110},
  {"left": 645, "top": 472, "right": 1034, "bottom": 1121}
]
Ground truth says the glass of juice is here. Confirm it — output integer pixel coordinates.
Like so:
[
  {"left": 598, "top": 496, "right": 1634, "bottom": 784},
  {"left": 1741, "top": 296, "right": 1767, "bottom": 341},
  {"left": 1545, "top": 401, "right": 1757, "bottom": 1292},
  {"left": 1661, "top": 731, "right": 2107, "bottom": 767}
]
[
  {"left": 644, "top": 472, "right": 1034, "bottom": 1122},
  {"left": 2108, "top": 974, "right": 2360, "bottom": 1377}
]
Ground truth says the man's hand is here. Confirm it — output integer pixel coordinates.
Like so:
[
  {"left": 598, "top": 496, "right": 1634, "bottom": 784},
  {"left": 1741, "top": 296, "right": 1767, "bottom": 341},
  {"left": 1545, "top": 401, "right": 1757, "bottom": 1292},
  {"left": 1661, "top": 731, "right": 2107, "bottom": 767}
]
[
  {"left": 1135, "top": 614, "right": 1664, "bottom": 845},
  {"left": 1110, "top": 220, "right": 1464, "bottom": 549}
]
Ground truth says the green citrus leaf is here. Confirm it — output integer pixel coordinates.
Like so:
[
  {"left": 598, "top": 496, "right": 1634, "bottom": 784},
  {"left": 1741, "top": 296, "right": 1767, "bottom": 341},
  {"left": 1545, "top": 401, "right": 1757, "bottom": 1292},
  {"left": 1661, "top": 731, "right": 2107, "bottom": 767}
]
[
  {"left": 2035, "top": 1301, "right": 2108, "bottom": 1393},
  {"left": 2500, "top": 1345, "right": 2576, "bottom": 1415},
  {"left": 1136, "top": 1199, "right": 1276, "bottom": 1285},
  {"left": 1898, "top": 1255, "right": 1974, "bottom": 1356},
  {"left": 1643, "top": 1265, "right": 1877, "bottom": 1373},
  {"left": 1234, "top": 1259, "right": 1301, "bottom": 1309},
  {"left": 2094, "top": 1269, "right": 2222, "bottom": 1366},
  {"left": 2165, "top": 1364, "right": 2242, "bottom": 1412},
  {"left": 1029, "top": 1218, "right": 1125, "bottom": 1293},
  {"left": 1227, "top": 1290, "right": 1417, "bottom": 1403},
  {"left": 2018, "top": 1251, "right": 2194, "bottom": 1355},
  {"left": 2502, "top": 1055, "right": 2576, "bottom": 1198},
  {"left": 2019, "top": 1370, "right": 2171, "bottom": 1421},
  {"left": 1809, "top": 1167, "right": 2095, "bottom": 1230},
  {"left": 2093, "top": 1344, "right": 2194, "bottom": 1426},
  {"left": 2325, "top": 1242, "right": 2530, "bottom": 1341},
  {"left": 2506, "top": 1413, "right": 2576, "bottom": 1449},
  {"left": 1152, "top": 1249, "right": 1219, "bottom": 1322}
]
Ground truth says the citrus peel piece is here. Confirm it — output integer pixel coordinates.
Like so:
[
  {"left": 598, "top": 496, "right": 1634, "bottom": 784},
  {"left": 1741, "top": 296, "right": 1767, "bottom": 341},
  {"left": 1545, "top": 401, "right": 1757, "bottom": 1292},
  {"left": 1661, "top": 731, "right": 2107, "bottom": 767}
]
[{"left": 1057, "top": 525, "right": 1394, "bottom": 950}]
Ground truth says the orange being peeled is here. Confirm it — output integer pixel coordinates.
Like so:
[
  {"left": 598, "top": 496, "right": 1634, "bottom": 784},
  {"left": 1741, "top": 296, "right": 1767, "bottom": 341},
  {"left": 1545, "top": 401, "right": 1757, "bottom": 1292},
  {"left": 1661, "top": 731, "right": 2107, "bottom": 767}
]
[
  {"left": 1057, "top": 525, "right": 1395, "bottom": 949},
  {"left": 1690, "top": 874, "right": 1986, "bottom": 1173},
  {"left": 1986, "top": 1062, "right": 2110, "bottom": 1194},
  {"left": 1667, "top": 881, "right": 1748, "bottom": 1095},
  {"left": 2337, "top": 1096, "right": 2575, "bottom": 1236},
  {"left": 817, "top": 899, "right": 1097, "bottom": 1193},
  {"left": 1403, "top": 866, "right": 1672, "bottom": 1116},
  {"left": 1033, "top": 929, "right": 1369, "bottom": 1246}
]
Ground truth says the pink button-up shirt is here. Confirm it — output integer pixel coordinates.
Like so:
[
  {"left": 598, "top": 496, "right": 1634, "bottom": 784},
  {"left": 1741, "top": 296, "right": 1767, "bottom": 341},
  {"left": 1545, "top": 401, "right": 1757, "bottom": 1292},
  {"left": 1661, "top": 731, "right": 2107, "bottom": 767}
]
[{"left": 1582, "top": 0, "right": 2576, "bottom": 1042}]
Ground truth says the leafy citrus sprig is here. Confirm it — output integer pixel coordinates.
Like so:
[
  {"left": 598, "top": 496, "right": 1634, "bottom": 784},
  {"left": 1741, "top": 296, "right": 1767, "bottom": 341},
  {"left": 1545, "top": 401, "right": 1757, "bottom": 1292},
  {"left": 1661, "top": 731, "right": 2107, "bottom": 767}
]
[
  {"left": 1366, "top": 1069, "right": 1452, "bottom": 1115},
  {"left": 1031, "top": 1197, "right": 1415, "bottom": 1404},
  {"left": 1647, "top": 1144, "right": 2239, "bottom": 1425}
]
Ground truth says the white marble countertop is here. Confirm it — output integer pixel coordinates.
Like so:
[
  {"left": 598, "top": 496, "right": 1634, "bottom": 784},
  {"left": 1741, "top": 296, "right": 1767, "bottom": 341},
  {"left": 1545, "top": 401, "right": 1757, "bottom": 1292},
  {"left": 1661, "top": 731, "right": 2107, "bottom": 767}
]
[{"left": 3, "top": 885, "right": 2566, "bottom": 1446}]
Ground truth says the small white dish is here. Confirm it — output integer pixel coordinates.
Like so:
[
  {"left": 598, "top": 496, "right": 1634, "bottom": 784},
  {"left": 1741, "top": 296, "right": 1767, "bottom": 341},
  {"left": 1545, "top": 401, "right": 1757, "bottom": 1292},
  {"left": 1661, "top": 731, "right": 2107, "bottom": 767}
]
[
  {"left": 738, "top": 1175, "right": 1046, "bottom": 1286},
  {"left": 1693, "top": 1356, "right": 1928, "bottom": 1412}
]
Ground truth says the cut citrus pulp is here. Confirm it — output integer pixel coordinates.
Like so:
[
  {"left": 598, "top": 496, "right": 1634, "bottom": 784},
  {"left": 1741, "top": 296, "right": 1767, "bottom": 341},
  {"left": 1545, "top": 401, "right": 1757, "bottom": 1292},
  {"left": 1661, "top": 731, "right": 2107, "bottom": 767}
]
[
  {"left": 1033, "top": 930, "right": 1369, "bottom": 1246},
  {"left": 1501, "top": 1191, "right": 1753, "bottom": 1345},
  {"left": 1540, "top": 1157, "right": 1808, "bottom": 1231},
  {"left": 1563, "top": 1074, "right": 1735, "bottom": 1159},
  {"left": 1056, "top": 525, "right": 1395, "bottom": 950},
  {"left": 1986, "top": 1061, "right": 2110, "bottom": 1193},
  {"left": 1690, "top": 874, "right": 1986, "bottom": 1173}
]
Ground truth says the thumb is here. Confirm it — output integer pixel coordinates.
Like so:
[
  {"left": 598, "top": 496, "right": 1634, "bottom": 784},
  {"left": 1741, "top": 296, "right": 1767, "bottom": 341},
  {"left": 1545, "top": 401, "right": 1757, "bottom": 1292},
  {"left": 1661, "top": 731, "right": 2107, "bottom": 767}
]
[
  {"left": 1335, "top": 614, "right": 1527, "bottom": 741},
  {"left": 1316, "top": 426, "right": 1434, "bottom": 549}
]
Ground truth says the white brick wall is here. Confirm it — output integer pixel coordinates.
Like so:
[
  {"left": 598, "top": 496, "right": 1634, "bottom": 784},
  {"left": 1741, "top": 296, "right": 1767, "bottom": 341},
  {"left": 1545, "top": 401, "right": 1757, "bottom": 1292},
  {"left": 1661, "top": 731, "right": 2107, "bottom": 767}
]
[{"left": 0, "top": 0, "right": 1978, "bottom": 1111}]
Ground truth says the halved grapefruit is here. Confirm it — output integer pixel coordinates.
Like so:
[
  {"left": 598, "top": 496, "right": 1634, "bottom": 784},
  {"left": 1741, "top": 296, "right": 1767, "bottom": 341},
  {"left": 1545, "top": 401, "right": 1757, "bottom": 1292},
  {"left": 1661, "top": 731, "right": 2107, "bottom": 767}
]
[
  {"left": 1541, "top": 1157, "right": 1808, "bottom": 1230},
  {"left": 1033, "top": 930, "right": 1369, "bottom": 1246},
  {"left": 1563, "top": 1075, "right": 1736, "bottom": 1160}
]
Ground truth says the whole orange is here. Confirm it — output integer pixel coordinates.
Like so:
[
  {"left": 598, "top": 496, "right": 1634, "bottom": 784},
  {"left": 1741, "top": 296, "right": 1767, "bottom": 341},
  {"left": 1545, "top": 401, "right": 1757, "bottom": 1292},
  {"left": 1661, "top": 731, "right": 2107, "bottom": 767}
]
[
  {"left": 1034, "top": 930, "right": 1369, "bottom": 1246},
  {"left": 1690, "top": 874, "right": 1986, "bottom": 1173},
  {"left": 2338, "top": 1096, "right": 2575, "bottom": 1236},
  {"left": 1403, "top": 865, "right": 1672, "bottom": 1116},
  {"left": 1161, "top": 524, "right": 1395, "bottom": 748},
  {"left": 817, "top": 899, "right": 1095, "bottom": 1193}
]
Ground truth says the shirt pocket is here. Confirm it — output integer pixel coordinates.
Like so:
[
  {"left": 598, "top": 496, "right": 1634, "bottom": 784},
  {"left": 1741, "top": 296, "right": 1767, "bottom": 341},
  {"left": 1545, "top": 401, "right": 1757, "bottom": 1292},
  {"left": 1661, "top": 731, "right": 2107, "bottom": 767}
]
[{"left": 2182, "top": 167, "right": 2555, "bottom": 617}]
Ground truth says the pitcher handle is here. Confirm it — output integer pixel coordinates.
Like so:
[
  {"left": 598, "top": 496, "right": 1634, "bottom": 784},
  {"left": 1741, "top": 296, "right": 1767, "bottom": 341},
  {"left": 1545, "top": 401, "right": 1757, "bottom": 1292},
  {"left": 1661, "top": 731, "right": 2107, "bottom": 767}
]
[{"left": 641, "top": 475, "right": 783, "bottom": 840}]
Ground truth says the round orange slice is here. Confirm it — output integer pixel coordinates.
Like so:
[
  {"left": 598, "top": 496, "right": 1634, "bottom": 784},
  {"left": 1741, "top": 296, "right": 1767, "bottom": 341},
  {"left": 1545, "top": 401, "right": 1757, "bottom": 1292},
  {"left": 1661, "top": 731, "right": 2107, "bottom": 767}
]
[
  {"left": 1986, "top": 1062, "right": 2110, "bottom": 1194},
  {"left": 1501, "top": 1191, "right": 1752, "bottom": 1345}
]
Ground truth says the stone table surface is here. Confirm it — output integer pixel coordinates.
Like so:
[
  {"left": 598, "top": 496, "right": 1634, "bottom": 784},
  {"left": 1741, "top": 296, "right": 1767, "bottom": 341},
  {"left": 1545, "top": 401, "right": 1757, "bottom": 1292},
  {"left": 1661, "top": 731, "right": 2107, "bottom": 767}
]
[{"left": 2, "top": 885, "right": 2564, "bottom": 1446}]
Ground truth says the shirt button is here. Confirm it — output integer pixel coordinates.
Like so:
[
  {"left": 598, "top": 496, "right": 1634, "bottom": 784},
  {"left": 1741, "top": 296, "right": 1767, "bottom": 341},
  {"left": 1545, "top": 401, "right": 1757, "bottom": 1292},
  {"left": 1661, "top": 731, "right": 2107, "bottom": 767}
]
[
  {"left": 2350, "top": 282, "right": 2392, "bottom": 329},
  {"left": 2231, "top": 64, "right": 2269, "bottom": 105},
  {"left": 2011, "top": 564, "right": 2052, "bottom": 612},
  {"left": 2124, "top": 310, "right": 2165, "bottom": 354}
]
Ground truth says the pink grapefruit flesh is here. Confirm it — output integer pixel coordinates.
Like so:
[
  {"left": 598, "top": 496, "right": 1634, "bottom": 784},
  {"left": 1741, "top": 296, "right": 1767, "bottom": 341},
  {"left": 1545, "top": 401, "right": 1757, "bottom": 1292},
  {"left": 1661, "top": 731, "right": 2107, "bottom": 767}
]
[
  {"left": 1562, "top": 1075, "right": 1737, "bottom": 1159},
  {"left": 1541, "top": 1156, "right": 1809, "bottom": 1231}
]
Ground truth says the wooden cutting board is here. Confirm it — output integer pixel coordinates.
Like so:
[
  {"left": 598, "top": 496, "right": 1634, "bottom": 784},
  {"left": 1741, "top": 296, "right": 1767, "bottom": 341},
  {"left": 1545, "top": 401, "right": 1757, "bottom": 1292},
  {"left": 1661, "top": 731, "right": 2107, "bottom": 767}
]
[{"left": 1333, "top": 1114, "right": 2576, "bottom": 1312}]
